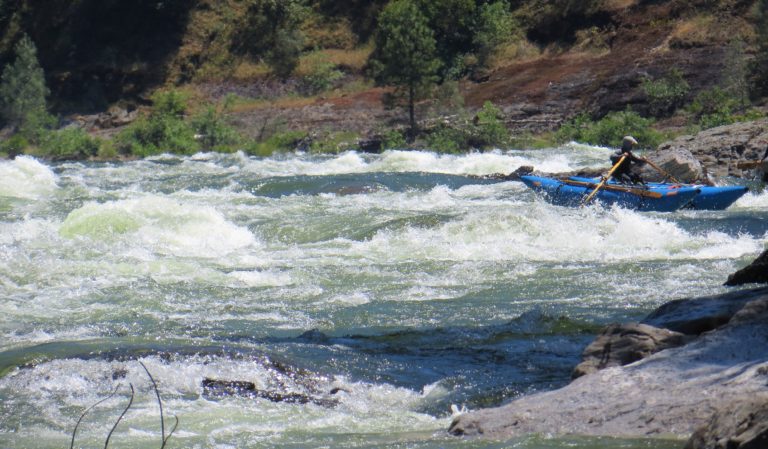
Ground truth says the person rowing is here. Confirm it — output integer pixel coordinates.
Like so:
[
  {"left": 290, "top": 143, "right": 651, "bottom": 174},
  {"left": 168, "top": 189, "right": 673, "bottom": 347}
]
[{"left": 609, "top": 135, "right": 646, "bottom": 185}]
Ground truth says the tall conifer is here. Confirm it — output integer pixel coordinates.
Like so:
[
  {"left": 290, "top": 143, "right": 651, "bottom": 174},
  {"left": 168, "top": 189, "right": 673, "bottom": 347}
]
[
  {"left": 0, "top": 35, "right": 49, "bottom": 127},
  {"left": 370, "top": 0, "right": 440, "bottom": 140}
]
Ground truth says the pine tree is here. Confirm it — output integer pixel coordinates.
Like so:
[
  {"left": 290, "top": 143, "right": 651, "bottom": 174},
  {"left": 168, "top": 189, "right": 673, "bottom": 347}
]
[
  {"left": 370, "top": 0, "right": 441, "bottom": 140},
  {"left": 0, "top": 35, "right": 49, "bottom": 127}
]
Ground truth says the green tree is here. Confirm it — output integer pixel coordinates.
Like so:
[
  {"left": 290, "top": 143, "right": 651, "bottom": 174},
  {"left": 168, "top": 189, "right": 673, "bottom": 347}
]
[
  {"left": 370, "top": 0, "right": 441, "bottom": 140},
  {"left": 750, "top": 0, "right": 768, "bottom": 98},
  {"left": 236, "top": 0, "right": 308, "bottom": 79},
  {"left": 472, "top": 1, "right": 515, "bottom": 71},
  {"left": 0, "top": 35, "right": 49, "bottom": 128}
]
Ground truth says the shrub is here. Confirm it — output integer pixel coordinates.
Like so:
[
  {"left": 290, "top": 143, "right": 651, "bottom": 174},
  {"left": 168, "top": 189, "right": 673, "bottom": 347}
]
[
  {"left": 300, "top": 54, "right": 344, "bottom": 95},
  {"left": 39, "top": 127, "right": 100, "bottom": 160},
  {"left": 0, "top": 134, "right": 29, "bottom": 158},
  {"left": 310, "top": 131, "right": 360, "bottom": 154},
  {"left": 425, "top": 125, "right": 466, "bottom": 153},
  {"left": 642, "top": 68, "right": 690, "bottom": 117},
  {"left": 381, "top": 128, "right": 407, "bottom": 149},
  {"left": 470, "top": 101, "right": 510, "bottom": 148},
  {"left": 244, "top": 130, "right": 308, "bottom": 157},
  {"left": 115, "top": 90, "right": 199, "bottom": 157},
  {"left": 190, "top": 105, "right": 240, "bottom": 152},
  {"left": 556, "top": 108, "right": 663, "bottom": 149}
]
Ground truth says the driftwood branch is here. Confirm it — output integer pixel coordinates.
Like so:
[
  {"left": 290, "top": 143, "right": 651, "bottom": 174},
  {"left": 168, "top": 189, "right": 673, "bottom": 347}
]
[
  {"left": 104, "top": 383, "right": 134, "bottom": 449},
  {"left": 70, "top": 384, "right": 120, "bottom": 449},
  {"left": 140, "top": 361, "right": 176, "bottom": 448}
]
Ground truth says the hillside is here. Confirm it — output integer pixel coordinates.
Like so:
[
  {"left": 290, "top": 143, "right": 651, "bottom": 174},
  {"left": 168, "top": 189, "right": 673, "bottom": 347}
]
[{"left": 0, "top": 0, "right": 766, "bottom": 153}]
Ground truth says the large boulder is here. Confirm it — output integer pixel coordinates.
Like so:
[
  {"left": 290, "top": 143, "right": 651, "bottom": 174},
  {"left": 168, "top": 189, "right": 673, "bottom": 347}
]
[
  {"left": 571, "top": 323, "right": 687, "bottom": 378},
  {"left": 640, "top": 146, "right": 704, "bottom": 183}
]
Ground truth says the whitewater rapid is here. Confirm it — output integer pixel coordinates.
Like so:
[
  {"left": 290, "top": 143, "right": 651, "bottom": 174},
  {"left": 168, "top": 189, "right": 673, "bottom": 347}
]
[{"left": 0, "top": 148, "right": 764, "bottom": 449}]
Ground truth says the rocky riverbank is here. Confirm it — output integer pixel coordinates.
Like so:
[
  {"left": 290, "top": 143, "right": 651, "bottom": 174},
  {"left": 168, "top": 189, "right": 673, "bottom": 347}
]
[{"left": 449, "top": 259, "right": 768, "bottom": 447}]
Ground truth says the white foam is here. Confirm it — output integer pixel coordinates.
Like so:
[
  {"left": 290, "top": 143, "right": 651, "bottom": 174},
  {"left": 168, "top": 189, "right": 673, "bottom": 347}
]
[
  {"left": 0, "top": 155, "right": 58, "bottom": 199},
  {"left": 59, "top": 195, "right": 257, "bottom": 258}
]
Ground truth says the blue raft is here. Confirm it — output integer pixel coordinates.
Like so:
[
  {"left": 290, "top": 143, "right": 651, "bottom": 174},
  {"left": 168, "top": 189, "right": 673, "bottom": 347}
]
[
  {"left": 520, "top": 175, "right": 702, "bottom": 212},
  {"left": 568, "top": 176, "right": 748, "bottom": 210}
]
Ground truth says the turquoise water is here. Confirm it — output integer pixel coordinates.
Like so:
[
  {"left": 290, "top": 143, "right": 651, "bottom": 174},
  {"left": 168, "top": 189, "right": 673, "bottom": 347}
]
[{"left": 0, "top": 147, "right": 765, "bottom": 448}]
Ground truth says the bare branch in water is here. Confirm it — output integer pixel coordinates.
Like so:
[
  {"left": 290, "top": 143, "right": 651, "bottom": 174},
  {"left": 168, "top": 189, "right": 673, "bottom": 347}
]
[
  {"left": 104, "top": 383, "right": 134, "bottom": 449},
  {"left": 70, "top": 384, "right": 120, "bottom": 449},
  {"left": 139, "top": 361, "right": 170, "bottom": 448},
  {"left": 165, "top": 415, "right": 180, "bottom": 447}
]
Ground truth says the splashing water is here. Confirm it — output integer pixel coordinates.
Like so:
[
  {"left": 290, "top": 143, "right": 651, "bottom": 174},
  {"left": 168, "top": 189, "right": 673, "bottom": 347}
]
[{"left": 0, "top": 147, "right": 762, "bottom": 449}]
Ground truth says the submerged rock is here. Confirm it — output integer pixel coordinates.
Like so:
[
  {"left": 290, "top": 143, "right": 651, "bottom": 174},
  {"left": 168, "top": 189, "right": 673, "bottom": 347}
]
[
  {"left": 202, "top": 378, "right": 339, "bottom": 408},
  {"left": 725, "top": 249, "right": 768, "bottom": 286}
]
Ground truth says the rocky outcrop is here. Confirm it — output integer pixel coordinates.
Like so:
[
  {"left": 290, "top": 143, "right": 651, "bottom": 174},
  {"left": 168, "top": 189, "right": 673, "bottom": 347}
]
[
  {"left": 726, "top": 249, "right": 768, "bottom": 286},
  {"left": 656, "top": 119, "right": 768, "bottom": 179},
  {"left": 448, "top": 288, "right": 768, "bottom": 441}
]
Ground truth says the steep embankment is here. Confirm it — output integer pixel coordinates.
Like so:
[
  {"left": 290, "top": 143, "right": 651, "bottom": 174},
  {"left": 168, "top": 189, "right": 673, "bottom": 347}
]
[{"left": 1, "top": 0, "right": 761, "bottom": 137}]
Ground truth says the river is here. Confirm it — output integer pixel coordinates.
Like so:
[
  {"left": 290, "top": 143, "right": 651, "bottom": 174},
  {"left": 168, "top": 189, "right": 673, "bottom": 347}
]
[{"left": 1, "top": 145, "right": 766, "bottom": 448}]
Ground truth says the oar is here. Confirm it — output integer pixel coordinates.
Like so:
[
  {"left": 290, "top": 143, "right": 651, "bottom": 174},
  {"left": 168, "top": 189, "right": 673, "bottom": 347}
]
[
  {"left": 736, "top": 160, "right": 764, "bottom": 170},
  {"left": 642, "top": 158, "right": 680, "bottom": 184},
  {"left": 581, "top": 155, "right": 626, "bottom": 206}
]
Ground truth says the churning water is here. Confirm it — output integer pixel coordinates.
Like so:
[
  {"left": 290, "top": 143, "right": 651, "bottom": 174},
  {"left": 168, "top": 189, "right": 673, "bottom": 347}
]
[{"left": 1, "top": 146, "right": 766, "bottom": 448}]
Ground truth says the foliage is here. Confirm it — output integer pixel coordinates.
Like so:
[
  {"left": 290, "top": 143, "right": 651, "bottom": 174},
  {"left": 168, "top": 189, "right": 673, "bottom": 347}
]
[
  {"left": 381, "top": 128, "right": 407, "bottom": 149},
  {"left": 244, "top": 130, "right": 308, "bottom": 157},
  {"left": 425, "top": 125, "right": 466, "bottom": 153},
  {"left": 39, "top": 127, "right": 100, "bottom": 159},
  {"left": 309, "top": 130, "right": 360, "bottom": 153},
  {"left": 300, "top": 54, "right": 345, "bottom": 95},
  {"left": 115, "top": 90, "right": 199, "bottom": 157},
  {"left": 723, "top": 39, "right": 749, "bottom": 109},
  {"left": 0, "top": 133, "right": 28, "bottom": 158},
  {"left": 0, "top": 35, "right": 49, "bottom": 128},
  {"left": 190, "top": 103, "right": 240, "bottom": 152},
  {"left": 236, "top": 0, "right": 309, "bottom": 79},
  {"left": 641, "top": 68, "right": 690, "bottom": 117},
  {"left": 471, "top": 101, "right": 510, "bottom": 148},
  {"left": 556, "top": 109, "right": 663, "bottom": 149},
  {"left": 370, "top": 0, "right": 441, "bottom": 137},
  {"left": 749, "top": 0, "right": 768, "bottom": 98},
  {"left": 472, "top": 1, "right": 516, "bottom": 71},
  {"left": 686, "top": 87, "right": 765, "bottom": 130}
]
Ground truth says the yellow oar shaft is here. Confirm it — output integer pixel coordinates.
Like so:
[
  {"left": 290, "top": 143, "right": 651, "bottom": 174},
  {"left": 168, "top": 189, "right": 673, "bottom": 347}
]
[
  {"left": 644, "top": 159, "right": 680, "bottom": 184},
  {"left": 581, "top": 155, "right": 627, "bottom": 205}
]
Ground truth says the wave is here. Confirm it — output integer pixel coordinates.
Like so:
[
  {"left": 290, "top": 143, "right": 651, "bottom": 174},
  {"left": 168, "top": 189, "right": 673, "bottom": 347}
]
[{"left": 0, "top": 155, "right": 58, "bottom": 200}]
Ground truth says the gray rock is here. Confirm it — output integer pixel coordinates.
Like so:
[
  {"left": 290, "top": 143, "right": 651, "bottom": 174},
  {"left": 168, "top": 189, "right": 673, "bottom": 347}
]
[
  {"left": 571, "top": 323, "right": 688, "bottom": 379},
  {"left": 448, "top": 291, "right": 768, "bottom": 440},
  {"left": 641, "top": 286, "right": 768, "bottom": 334},
  {"left": 640, "top": 147, "right": 704, "bottom": 183},
  {"left": 684, "top": 394, "right": 768, "bottom": 449}
]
